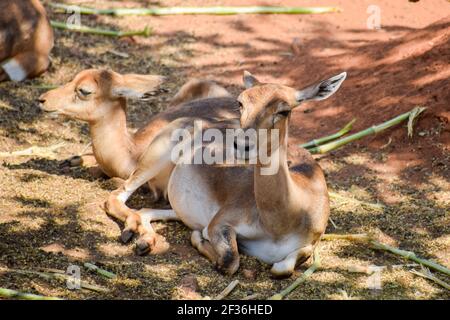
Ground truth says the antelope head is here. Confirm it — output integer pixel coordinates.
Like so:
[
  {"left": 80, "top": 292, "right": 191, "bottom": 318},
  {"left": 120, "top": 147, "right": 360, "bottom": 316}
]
[{"left": 38, "top": 69, "right": 165, "bottom": 123}]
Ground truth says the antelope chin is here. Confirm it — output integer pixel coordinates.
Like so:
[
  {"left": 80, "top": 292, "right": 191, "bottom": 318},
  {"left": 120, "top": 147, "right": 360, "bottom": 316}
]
[
  {"left": 41, "top": 109, "right": 61, "bottom": 118},
  {"left": 233, "top": 140, "right": 257, "bottom": 162}
]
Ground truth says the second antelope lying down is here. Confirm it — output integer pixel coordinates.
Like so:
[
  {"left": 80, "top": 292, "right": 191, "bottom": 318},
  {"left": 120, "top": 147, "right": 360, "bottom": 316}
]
[
  {"left": 38, "top": 69, "right": 239, "bottom": 200},
  {"left": 106, "top": 71, "right": 347, "bottom": 276}
]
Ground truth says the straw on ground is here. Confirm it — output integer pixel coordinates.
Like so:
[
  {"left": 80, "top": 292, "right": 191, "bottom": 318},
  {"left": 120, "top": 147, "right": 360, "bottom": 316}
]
[
  {"left": 51, "top": 21, "right": 151, "bottom": 37},
  {"left": 0, "top": 142, "right": 66, "bottom": 159},
  {"left": 50, "top": 3, "right": 341, "bottom": 16}
]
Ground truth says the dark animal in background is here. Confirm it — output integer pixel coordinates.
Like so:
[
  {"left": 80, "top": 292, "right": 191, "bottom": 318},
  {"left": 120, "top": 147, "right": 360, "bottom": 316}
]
[{"left": 0, "top": 0, "right": 54, "bottom": 82}]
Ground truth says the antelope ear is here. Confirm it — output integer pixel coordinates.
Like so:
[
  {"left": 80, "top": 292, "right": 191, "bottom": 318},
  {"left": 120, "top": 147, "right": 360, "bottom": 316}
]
[
  {"left": 243, "top": 70, "right": 260, "bottom": 89},
  {"left": 112, "top": 74, "right": 165, "bottom": 100},
  {"left": 296, "top": 72, "right": 347, "bottom": 102}
]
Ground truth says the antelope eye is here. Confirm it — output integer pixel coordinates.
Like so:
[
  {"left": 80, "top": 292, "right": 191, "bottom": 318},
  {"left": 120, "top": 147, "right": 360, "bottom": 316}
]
[
  {"left": 277, "top": 110, "right": 291, "bottom": 117},
  {"left": 77, "top": 88, "right": 92, "bottom": 97}
]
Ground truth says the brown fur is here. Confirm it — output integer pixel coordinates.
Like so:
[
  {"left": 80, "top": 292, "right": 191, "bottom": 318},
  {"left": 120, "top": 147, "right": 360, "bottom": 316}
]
[
  {"left": 39, "top": 69, "right": 241, "bottom": 245},
  {"left": 0, "top": 0, "right": 53, "bottom": 81},
  {"left": 39, "top": 69, "right": 239, "bottom": 180},
  {"left": 168, "top": 78, "right": 232, "bottom": 107},
  {"left": 104, "top": 71, "right": 345, "bottom": 276}
]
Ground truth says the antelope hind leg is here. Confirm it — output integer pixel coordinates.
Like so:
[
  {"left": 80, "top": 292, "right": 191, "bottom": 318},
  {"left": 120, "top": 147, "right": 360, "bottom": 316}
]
[{"left": 168, "top": 78, "right": 231, "bottom": 107}]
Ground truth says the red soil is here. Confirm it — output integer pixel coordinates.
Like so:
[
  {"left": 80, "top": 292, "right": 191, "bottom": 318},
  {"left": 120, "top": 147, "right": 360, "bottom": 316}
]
[{"left": 136, "top": 0, "right": 449, "bottom": 184}]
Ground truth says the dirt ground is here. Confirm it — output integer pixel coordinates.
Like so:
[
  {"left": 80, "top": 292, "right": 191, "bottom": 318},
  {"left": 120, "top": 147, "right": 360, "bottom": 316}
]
[{"left": 0, "top": 0, "right": 449, "bottom": 300}]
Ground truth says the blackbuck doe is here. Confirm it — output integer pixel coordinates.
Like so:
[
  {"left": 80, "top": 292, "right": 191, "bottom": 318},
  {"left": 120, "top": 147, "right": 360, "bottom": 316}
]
[
  {"left": 38, "top": 69, "right": 240, "bottom": 200},
  {"left": 0, "top": 0, "right": 54, "bottom": 82},
  {"left": 104, "top": 71, "right": 347, "bottom": 276}
]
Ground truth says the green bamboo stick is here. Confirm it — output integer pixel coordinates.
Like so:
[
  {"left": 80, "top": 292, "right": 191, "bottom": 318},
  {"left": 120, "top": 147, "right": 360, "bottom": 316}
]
[
  {"left": 307, "top": 106, "right": 426, "bottom": 154},
  {"left": 10, "top": 269, "right": 110, "bottom": 293},
  {"left": 50, "top": 20, "right": 151, "bottom": 37},
  {"left": 410, "top": 269, "right": 450, "bottom": 291},
  {"left": 29, "top": 84, "right": 59, "bottom": 90},
  {"left": 269, "top": 249, "right": 321, "bottom": 300},
  {"left": 301, "top": 118, "right": 356, "bottom": 149},
  {"left": 323, "top": 233, "right": 450, "bottom": 277},
  {"left": 84, "top": 263, "right": 117, "bottom": 279},
  {"left": 0, "top": 287, "right": 62, "bottom": 300},
  {"left": 370, "top": 241, "right": 450, "bottom": 277},
  {"left": 50, "top": 3, "right": 341, "bottom": 16}
]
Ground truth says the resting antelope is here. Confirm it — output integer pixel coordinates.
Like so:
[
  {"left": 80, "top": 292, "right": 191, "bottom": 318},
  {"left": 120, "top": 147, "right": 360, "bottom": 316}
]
[
  {"left": 104, "top": 71, "right": 346, "bottom": 276},
  {"left": 38, "top": 69, "right": 240, "bottom": 200},
  {"left": 0, "top": 0, "right": 54, "bottom": 82}
]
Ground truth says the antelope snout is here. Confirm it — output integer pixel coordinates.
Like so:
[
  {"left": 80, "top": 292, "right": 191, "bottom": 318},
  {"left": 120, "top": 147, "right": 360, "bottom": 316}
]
[
  {"left": 37, "top": 92, "right": 56, "bottom": 114},
  {"left": 37, "top": 93, "right": 48, "bottom": 109},
  {"left": 233, "top": 134, "right": 257, "bottom": 161},
  {"left": 37, "top": 96, "right": 46, "bottom": 105}
]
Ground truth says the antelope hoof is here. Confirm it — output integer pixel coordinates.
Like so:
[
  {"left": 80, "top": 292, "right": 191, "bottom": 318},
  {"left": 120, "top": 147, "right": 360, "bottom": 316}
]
[
  {"left": 120, "top": 228, "right": 135, "bottom": 244},
  {"left": 270, "top": 269, "right": 294, "bottom": 279},
  {"left": 69, "top": 155, "right": 82, "bottom": 167},
  {"left": 216, "top": 252, "right": 240, "bottom": 276},
  {"left": 216, "top": 263, "right": 239, "bottom": 276},
  {"left": 60, "top": 155, "right": 81, "bottom": 168},
  {"left": 0, "top": 70, "right": 7, "bottom": 82},
  {"left": 135, "top": 236, "right": 156, "bottom": 256}
]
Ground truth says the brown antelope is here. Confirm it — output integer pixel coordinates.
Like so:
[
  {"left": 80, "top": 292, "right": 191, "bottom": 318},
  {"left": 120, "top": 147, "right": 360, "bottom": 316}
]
[
  {"left": 0, "top": 0, "right": 54, "bottom": 82},
  {"left": 103, "top": 71, "right": 346, "bottom": 276},
  {"left": 38, "top": 69, "right": 240, "bottom": 201}
]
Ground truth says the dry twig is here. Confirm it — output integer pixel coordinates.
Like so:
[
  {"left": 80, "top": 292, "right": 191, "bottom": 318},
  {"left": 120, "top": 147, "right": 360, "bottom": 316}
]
[
  {"left": 215, "top": 280, "right": 239, "bottom": 300},
  {"left": 0, "top": 142, "right": 66, "bottom": 159}
]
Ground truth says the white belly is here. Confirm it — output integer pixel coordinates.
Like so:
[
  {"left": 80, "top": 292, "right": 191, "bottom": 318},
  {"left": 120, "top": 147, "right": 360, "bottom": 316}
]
[
  {"left": 236, "top": 224, "right": 303, "bottom": 264},
  {"left": 168, "top": 165, "right": 304, "bottom": 264},
  {"left": 168, "top": 164, "right": 220, "bottom": 230}
]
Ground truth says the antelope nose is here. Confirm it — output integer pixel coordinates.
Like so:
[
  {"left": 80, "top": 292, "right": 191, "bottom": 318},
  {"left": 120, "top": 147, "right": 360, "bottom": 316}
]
[{"left": 37, "top": 94, "right": 46, "bottom": 104}]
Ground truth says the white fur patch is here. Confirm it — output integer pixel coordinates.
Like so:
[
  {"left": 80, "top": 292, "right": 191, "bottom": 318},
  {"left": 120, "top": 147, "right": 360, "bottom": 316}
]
[
  {"left": 238, "top": 233, "right": 302, "bottom": 264},
  {"left": 1, "top": 59, "right": 27, "bottom": 82},
  {"left": 202, "top": 226, "right": 210, "bottom": 241},
  {"left": 271, "top": 250, "right": 298, "bottom": 275},
  {"left": 168, "top": 165, "right": 220, "bottom": 230},
  {"left": 117, "top": 189, "right": 133, "bottom": 203},
  {"left": 139, "top": 213, "right": 153, "bottom": 232}
]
